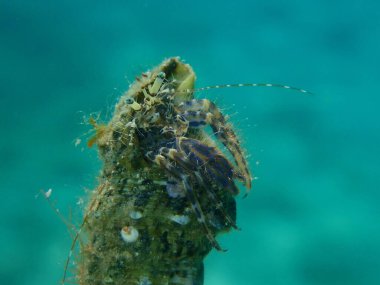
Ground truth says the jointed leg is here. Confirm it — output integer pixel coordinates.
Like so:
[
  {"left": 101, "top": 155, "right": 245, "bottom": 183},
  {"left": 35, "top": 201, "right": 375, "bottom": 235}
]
[
  {"left": 162, "top": 137, "right": 240, "bottom": 195},
  {"left": 176, "top": 99, "right": 252, "bottom": 190},
  {"left": 146, "top": 151, "right": 225, "bottom": 251},
  {"left": 159, "top": 141, "right": 239, "bottom": 229},
  {"left": 182, "top": 175, "right": 226, "bottom": 251},
  {"left": 193, "top": 172, "right": 239, "bottom": 230}
]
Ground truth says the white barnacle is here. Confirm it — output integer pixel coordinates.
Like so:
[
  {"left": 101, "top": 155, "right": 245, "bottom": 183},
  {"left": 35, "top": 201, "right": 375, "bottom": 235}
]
[
  {"left": 169, "top": 214, "right": 190, "bottom": 225},
  {"left": 120, "top": 226, "right": 139, "bottom": 243},
  {"left": 129, "top": 210, "right": 143, "bottom": 220}
]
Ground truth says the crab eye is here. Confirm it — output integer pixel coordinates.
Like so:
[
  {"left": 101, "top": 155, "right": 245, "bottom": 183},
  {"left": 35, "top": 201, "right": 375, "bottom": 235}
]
[{"left": 125, "top": 97, "right": 134, "bottom": 104}]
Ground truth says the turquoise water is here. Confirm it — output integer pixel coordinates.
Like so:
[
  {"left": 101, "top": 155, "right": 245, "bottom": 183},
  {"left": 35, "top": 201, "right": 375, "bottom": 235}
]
[{"left": 1, "top": 1, "right": 379, "bottom": 284}]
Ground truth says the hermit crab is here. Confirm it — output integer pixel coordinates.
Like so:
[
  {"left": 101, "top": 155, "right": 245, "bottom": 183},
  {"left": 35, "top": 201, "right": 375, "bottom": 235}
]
[
  {"left": 112, "top": 59, "right": 252, "bottom": 251},
  {"left": 61, "top": 57, "right": 309, "bottom": 285}
]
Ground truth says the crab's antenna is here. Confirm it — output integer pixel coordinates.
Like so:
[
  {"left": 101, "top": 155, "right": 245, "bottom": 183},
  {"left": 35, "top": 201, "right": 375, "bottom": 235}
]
[
  {"left": 62, "top": 183, "right": 108, "bottom": 285},
  {"left": 39, "top": 189, "right": 76, "bottom": 234},
  {"left": 181, "top": 83, "right": 313, "bottom": 95},
  {"left": 61, "top": 214, "right": 86, "bottom": 285}
]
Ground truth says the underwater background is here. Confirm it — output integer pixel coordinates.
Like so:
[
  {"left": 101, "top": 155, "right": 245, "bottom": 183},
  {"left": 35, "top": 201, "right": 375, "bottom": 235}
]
[{"left": 1, "top": 1, "right": 379, "bottom": 284}]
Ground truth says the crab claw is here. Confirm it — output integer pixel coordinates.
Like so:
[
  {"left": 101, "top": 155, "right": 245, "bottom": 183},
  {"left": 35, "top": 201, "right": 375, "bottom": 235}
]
[{"left": 176, "top": 99, "right": 252, "bottom": 191}]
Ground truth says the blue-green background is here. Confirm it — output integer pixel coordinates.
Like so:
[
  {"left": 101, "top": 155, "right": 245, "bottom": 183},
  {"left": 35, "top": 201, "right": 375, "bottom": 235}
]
[{"left": 1, "top": 1, "right": 379, "bottom": 284}]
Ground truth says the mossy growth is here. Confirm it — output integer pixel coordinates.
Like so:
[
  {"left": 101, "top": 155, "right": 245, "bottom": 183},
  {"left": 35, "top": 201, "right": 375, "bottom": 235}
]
[{"left": 75, "top": 58, "right": 237, "bottom": 285}]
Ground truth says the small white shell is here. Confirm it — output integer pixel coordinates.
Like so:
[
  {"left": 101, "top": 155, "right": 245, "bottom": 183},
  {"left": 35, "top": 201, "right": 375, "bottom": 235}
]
[
  {"left": 129, "top": 210, "right": 143, "bottom": 220},
  {"left": 121, "top": 226, "right": 139, "bottom": 243},
  {"left": 169, "top": 214, "right": 189, "bottom": 225}
]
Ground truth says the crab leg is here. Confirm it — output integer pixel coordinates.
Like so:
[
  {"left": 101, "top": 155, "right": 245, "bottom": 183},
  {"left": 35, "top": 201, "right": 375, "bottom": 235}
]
[
  {"left": 158, "top": 138, "right": 239, "bottom": 195},
  {"left": 176, "top": 99, "right": 252, "bottom": 189},
  {"left": 177, "top": 137, "right": 240, "bottom": 195},
  {"left": 182, "top": 175, "right": 226, "bottom": 251},
  {"left": 159, "top": 141, "right": 239, "bottom": 230},
  {"left": 193, "top": 171, "right": 239, "bottom": 230},
  {"left": 146, "top": 151, "right": 225, "bottom": 251}
]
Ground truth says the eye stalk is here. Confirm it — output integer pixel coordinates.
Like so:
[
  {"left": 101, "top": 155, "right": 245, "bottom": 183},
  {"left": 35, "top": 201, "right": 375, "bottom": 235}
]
[
  {"left": 157, "top": 72, "right": 165, "bottom": 79},
  {"left": 125, "top": 98, "right": 134, "bottom": 104}
]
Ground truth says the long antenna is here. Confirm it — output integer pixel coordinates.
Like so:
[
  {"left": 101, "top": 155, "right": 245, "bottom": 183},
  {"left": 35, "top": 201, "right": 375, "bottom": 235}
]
[{"left": 180, "top": 83, "right": 313, "bottom": 95}]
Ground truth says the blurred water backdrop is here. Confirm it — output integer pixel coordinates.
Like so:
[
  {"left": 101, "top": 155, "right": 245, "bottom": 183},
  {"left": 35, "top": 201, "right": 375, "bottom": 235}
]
[{"left": 1, "top": 1, "right": 379, "bottom": 284}]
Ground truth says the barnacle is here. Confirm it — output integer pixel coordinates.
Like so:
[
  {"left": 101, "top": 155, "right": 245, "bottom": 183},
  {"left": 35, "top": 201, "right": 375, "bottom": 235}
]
[
  {"left": 72, "top": 57, "right": 251, "bottom": 285},
  {"left": 120, "top": 226, "right": 139, "bottom": 243}
]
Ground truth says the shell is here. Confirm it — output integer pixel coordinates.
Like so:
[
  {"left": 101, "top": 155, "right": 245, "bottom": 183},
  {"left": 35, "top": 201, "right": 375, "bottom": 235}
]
[
  {"left": 120, "top": 226, "right": 139, "bottom": 243},
  {"left": 129, "top": 210, "right": 143, "bottom": 220},
  {"left": 169, "top": 214, "right": 190, "bottom": 225}
]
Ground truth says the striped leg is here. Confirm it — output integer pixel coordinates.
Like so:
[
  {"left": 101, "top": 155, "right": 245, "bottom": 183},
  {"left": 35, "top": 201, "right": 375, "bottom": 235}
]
[
  {"left": 176, "top": 99, "right": 252, "bottom": 190},
  {"left": 159, "top": 137, "right": 239, "bottom": 195},
  {"left": 159, "top": 140, "right": 239, "bottom": 230},
  {"left": 146, "top": 151, "right": 225, "bottom": 251}
]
